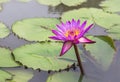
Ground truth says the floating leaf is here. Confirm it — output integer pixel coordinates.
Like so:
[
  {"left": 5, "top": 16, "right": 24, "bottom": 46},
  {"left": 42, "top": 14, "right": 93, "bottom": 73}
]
[
  {"left": 13, "top": 42, "right": 81, "bottom": 71},
  {"left": 89, "top": 8, "right": 120, "bottom": 29},
  {"left": 62, "top": 8, "right": 120, "bottom": 29},
  {"left": 0, "top": 22, "right": 10, "bottom": 38},
  {"left": 47, "top": 71, "right": 97, "bottom": 82},
  {"left": 106, "top": 26, "right": 120, "bottom": 40},
  {"left": 0, "top": 69, "right": 12, "bottom": 82},
  {"left": 12, "top": 18, "right": 60, "bottom": 42},
  {"left": 0, "top": 0, "right": 10, "bottom": 3},
  {"left": 106, "top": 26, "right": 120, "bottom": 33},
  {"left": 17, "top": 0, "right": 32, "bottom": 2},
  {"left": 100, "top": 0, "right": 120, "bottom": 12},
  {"left": 37, "top": 0, "right": 60, "bottom": 6},
  {"left": 37, "top": 0, "right": 86, "bottom": 6},
  {"left": 61, "top": 8, "right": 93, "bottom": 26},
  {"left": 85, "top": 36, "right": 116, "bottom": 70},
  {"left": 61, "top": 0, "right": 86, "bottom": 6},
  {"left": 0, "top": 47, "right": 19, "bottom": 67},
  {"left": 108, "top": 33, "right": 120, "bottom": 40},
  {"left": 5, "top": 68, "right": 33, "bottom": 82}
]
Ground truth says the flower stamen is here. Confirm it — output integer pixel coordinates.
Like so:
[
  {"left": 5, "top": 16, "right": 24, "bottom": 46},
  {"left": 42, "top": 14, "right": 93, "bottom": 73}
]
[{"left": 64, "top": 29, "right": 80, "bottom": 38}]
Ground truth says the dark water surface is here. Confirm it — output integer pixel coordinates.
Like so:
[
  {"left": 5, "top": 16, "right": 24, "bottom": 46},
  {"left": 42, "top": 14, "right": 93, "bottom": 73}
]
[{"left": 0, "top": 0, "right": 120, "bottom": 82}]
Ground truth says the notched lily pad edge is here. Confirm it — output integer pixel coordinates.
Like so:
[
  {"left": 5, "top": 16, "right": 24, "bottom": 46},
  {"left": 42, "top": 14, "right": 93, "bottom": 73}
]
[
  {"left": 0, "top": 69, "right": 13, "bottom": 81},
  {"left": 37, "top": 0, "right": 87, "bottom": 7},
  {"left": 0, "top": 46, "right": 21, "bottom": 68},
  {"left": 11, "top": 42, "right": 79, "bottom": 72},
  {"left": 11, "top": 57, "right": 77, "bottom": 72}
]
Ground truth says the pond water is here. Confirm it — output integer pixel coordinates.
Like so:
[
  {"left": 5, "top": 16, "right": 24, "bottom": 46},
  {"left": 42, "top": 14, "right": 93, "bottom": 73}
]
[{"left": 0, "top": 0, "right": 120, "bottom": 82}]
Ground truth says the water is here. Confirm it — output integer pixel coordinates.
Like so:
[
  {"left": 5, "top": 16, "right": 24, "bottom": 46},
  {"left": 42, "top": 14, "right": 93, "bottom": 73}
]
[{"left": 0, "top": 0, "right": 120, "bottom": 82}]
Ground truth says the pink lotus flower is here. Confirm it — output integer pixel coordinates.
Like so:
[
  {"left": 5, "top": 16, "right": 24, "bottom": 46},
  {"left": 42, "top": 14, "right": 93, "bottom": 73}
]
[{"left": 49, "top": 19, "right": 95, "bottom": 56}]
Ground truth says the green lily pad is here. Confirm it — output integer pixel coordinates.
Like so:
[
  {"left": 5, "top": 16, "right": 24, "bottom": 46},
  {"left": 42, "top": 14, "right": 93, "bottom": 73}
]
[
  {"left": 61, "top": 0, "right": 86, "bottom": 6},
  {"left": 108, "top": 33, "right": 120, "bottom": 40},
  {"left": 0, "top": 70, "right": 12, "bottom": 82},
  {"left": 47, "top": 71, "right": 97, "bottom": 82},
  {"left": 5, "top": 68, "right": 33, "bottom": 82},
  {"left": 106, "top": 26, "right": 120, "bottom": 33},
  {"left": 0, "top": 0, "right": 10, "bottom": 3},
  {"left": 61, "top": 8, "right": 120, "bottom": 29},
  {"left": 89, "top": 8, "right": 120, "bottom": 29},
  {"left": 85, "top": 36, "right": 116, "bottom": 70},
  {"left": 61, "top": 8, "right": 93, "bottom": 26},
  {"left": 17, "top": 0, "right": 31, "bottom": 2},
  {"left": 106, "top": 25, "right": 120, "bottom": 40},
  {"left": 100, "top": 0, "right": 120, "bottom": 12},
  {"left": 0, "top": 22, "right": 10, "bottom": 38},
  {"left": 37, "top": 0, "right": 60, "bottom": 6},
  {"left": 0, "top": 47, "right": 19, "bottom": 67},
  {"left": 13, "top": 42, "right": 82, "bottom": 71},
  {"left": 12, "top": 18, "right": 60, "bottom": 42},
  {"left": 37, "top": 0, "right": 86, "bottom": 6}
]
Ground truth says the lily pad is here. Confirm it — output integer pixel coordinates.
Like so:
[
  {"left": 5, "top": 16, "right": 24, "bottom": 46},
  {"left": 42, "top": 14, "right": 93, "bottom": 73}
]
[
  {"left": 100, "top": 0, "right": 120, "bottom": 12},
  {"left": 106, "top": 26, "right": 120, "bottom": 40},
  {"left": 106, "top": 25, "right": 120, "bottom": 33},
  {"left": 61, "top": 8, "right": 120, "bottom": 29},
  {"left": 0, "top": 47, "right": 19, "bottom": 67},
  {"left": 0, "top": 0, "right": 10, "bottom": 3},
  {"left": 61, "top": 8, "right": 93, "bottom": 26},
  {"left": 17, "top": 0, "right": 32, "bottom": 2},
  {"left": 61, "top": 0, "right": 86, "bottom": 6},
  {"left": 108, "top": 33, "right": 120, "bottom": 40},
  {"left": 89, "top": 8, "right": 120, "bottom": 29},
  {"left": 0, "top": 22, "right": 10, "bottom": 38},
  {"left": 12, "top": 18, "right": 60, "bottom": 42},
  {"left": 5, "top": 68, "right": 33, "bottom": 82},
  {"left": 85, "top": 36, "right": 116, "bottom": 70},
  {"left": 37, "top": 0, "right": 86, "bottom": 6},
  {"left": 13, "top": 42, "right": 82, "bottom": 71},
  {"left": 0, "top": 69, "right": 12, "bottom": 82},
  {"left": 47, "top": 71, "right": 97, "bottom": 82},
  {"left": 37, "top": 0, "right": 60, "bottom": 6}
]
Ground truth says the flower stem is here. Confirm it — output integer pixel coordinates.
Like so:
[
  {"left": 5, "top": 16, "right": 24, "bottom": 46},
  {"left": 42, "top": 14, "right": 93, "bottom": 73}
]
[{"left": 73, "top": 44, "right": 84, "bottom": 75}]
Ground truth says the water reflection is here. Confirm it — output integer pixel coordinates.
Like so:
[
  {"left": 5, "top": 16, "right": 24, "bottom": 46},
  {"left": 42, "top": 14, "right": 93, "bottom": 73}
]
[
  {"left": 48, "top": 0, "right": 104, "bottom": 14},
  {"left": 0, "top": 0, "right": 60, "bottom": 27}
]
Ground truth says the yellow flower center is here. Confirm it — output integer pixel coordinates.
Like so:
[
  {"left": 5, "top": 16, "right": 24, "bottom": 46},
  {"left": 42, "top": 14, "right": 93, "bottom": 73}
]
[{"left": 65, "top": 29, "right": 80, "bottom": 37}]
